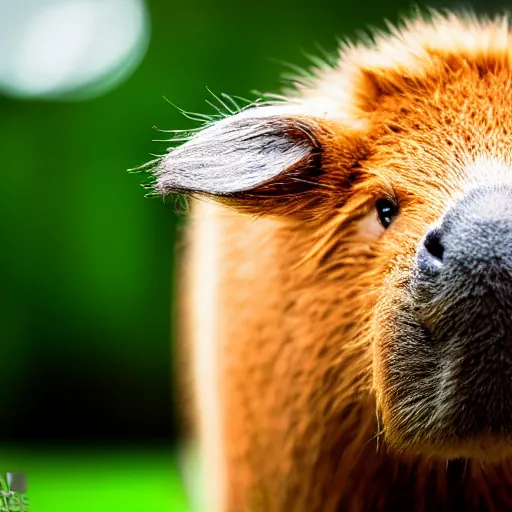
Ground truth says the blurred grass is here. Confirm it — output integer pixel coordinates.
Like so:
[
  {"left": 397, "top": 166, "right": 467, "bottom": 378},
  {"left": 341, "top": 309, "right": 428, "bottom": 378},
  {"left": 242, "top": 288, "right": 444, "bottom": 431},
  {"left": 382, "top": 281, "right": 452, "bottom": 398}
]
[{"left": 0, "top": 446, "right": 190, "bottom": 512}]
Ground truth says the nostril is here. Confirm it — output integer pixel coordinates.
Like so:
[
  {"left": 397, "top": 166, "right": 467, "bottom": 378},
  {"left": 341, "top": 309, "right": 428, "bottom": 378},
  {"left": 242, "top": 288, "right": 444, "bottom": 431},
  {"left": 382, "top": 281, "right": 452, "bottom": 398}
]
[{"left": 424, "top": 229, "right": 445, "bottom": 262}]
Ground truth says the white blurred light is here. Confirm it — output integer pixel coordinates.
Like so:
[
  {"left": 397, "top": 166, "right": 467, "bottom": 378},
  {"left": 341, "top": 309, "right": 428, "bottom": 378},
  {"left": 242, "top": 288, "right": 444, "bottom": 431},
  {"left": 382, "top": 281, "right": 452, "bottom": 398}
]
[{"left": 0, "top": 0, "right": 150, "bottom": 100}]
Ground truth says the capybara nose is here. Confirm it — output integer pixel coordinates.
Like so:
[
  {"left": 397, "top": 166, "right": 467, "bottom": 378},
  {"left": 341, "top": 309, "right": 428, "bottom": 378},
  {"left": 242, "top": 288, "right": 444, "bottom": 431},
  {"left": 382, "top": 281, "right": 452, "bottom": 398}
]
[
  {"left": 417, "top": 186, "right": 512, "bottom": 279},
  {"left": 417, "top": 227, "right": 445, "bottom": 272}
]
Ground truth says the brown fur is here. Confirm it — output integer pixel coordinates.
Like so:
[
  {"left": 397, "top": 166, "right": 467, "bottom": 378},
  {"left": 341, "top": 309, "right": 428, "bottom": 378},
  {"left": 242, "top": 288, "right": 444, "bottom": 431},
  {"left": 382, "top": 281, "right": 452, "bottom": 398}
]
[{"left": 172, "top": 11, "right": 512, "bottom": 512}]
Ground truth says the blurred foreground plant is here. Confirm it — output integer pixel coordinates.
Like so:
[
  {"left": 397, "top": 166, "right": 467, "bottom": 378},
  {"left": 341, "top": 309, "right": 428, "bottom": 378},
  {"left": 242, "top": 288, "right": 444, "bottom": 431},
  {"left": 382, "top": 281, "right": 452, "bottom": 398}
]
[{"left": 0, "top": 473, "right": 29, "bottom": 511}]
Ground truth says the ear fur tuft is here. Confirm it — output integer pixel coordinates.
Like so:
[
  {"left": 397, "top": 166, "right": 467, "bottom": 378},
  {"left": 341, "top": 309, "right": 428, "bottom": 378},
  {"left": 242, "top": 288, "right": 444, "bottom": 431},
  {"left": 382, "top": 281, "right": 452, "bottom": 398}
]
[{"left": 153, "top": 105, "right": 322, "bottom": 197}]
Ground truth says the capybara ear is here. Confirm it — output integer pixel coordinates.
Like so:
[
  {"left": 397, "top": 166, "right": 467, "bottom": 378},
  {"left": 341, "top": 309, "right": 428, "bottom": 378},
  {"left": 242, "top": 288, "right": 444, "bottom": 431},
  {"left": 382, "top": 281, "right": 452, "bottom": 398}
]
[{"left": 151, "top": 104, "right": 363, "bottom": 218}]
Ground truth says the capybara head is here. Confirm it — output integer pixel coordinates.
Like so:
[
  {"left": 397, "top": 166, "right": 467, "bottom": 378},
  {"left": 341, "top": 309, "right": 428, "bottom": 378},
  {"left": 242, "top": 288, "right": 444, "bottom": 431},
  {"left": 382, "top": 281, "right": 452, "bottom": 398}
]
[{"left": 152, "top": 12, "right": 512, "bottom": 463}]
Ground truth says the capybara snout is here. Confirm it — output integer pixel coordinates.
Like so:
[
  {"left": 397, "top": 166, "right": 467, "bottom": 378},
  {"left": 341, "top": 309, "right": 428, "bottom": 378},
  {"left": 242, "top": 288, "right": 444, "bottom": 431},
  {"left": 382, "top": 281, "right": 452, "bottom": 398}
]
[{"left": 381, "top": 185, "right": 512, "bottom": 460}]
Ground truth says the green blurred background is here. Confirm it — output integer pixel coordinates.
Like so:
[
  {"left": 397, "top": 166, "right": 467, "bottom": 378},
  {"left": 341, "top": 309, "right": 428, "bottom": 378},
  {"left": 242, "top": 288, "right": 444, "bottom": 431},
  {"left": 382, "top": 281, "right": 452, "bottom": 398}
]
[{"left": 0, "top": 0, "right": 504, "bottom": 510}]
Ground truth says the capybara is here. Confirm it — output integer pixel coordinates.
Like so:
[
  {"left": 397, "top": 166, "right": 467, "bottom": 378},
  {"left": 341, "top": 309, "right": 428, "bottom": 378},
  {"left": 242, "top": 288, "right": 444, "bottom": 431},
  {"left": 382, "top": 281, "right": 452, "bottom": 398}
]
[{"left": 151, "top": 11, "right": 512, "bottom": 512}]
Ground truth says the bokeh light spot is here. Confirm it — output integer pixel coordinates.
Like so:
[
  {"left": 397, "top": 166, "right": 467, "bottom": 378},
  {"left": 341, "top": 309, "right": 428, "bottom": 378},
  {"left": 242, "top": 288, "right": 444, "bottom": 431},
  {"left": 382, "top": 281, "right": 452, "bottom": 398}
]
[{"left": 0, "top": 0, "right": 150, "bottom": 100}]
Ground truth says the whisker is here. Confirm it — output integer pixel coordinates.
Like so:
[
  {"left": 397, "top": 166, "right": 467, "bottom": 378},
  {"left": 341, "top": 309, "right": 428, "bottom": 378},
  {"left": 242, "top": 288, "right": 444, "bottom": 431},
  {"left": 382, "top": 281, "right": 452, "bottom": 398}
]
[{"left": 206, "top": 86, "right": 235, "bottom": 115}]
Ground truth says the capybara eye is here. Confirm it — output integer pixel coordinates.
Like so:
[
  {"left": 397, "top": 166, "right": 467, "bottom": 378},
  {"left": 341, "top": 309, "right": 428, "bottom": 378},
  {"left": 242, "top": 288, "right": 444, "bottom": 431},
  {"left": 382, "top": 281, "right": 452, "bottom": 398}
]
[{"left": 376, "top": 198, "right": 398, "bottom": 229}]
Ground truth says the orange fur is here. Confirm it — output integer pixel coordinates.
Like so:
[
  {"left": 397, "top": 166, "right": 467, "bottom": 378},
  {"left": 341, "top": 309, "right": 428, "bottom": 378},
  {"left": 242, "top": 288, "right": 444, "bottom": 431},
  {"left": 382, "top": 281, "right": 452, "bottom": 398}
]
[{"left": 175, "top": 11, "right": 512, "bottom": 512}]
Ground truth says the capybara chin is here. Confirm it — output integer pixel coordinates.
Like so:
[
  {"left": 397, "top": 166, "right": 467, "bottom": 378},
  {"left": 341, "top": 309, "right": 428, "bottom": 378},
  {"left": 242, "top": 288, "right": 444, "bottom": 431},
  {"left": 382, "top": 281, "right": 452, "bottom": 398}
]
[{"left": 150, "top": 10, "right": 512, "bottom": 512}]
